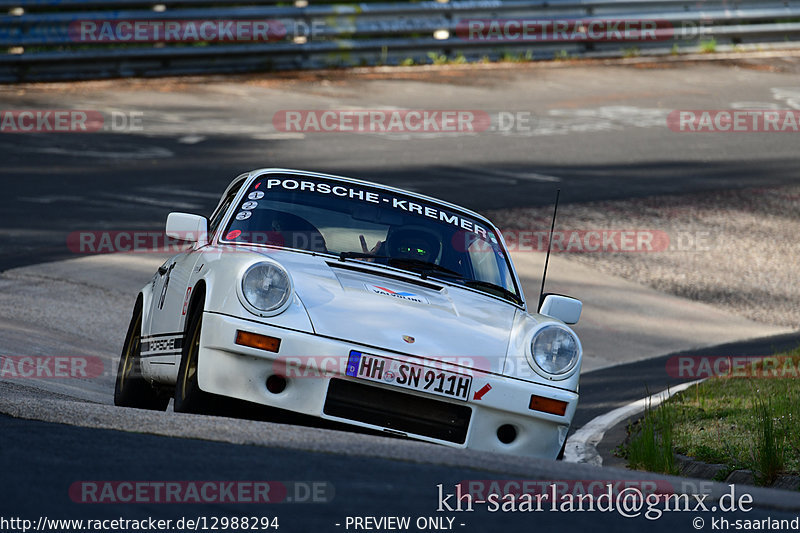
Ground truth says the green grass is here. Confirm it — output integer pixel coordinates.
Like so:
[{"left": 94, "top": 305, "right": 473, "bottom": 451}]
[
  {"left": 622, "top": 347, "right": 800, "bottom": 486},
  {"left": 501, "top": 50, "right": 533, "bottom": 63},
  {"left": 554, "top": 50, "right": 571, "bottom": 61},
  {"left": 753, "top": 396, "right": 785, "bottom": 485},
  {"left": 624, "top": 397, "right": 680, "bottom": 475},
  {"left": 622, "top": 46, "right": 640, "bottom": 58},
  {"left": 700, "top": 38, "right": 717, "bottom": 53},
  {"left": 427, "top": 51, "right": 449, "bottom": 65},
  {"left": 422, "top": 52, "right": 469, "bottom": 66},
  {"left": 451, "top": 52, "right": 468, "bottom": 64}
]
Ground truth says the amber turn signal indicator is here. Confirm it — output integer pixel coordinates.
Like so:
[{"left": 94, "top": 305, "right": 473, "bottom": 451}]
[
  {"left": 529, "top": 394, "right": 568, "bottom": 416},
  {"left": 235, "top": 330, "right": 281, "bottom": 353}
]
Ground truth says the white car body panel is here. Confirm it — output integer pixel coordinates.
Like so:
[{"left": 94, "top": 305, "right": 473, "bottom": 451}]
[{"left": 282, "top": 252, "right": 515, "bottom": 366}]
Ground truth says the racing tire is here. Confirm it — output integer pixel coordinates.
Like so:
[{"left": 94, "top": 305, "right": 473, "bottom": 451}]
[
  {"left": 174, "top": 307, "right": 214, "bottom": 413},
  {"left": 114, "top": 301, "right": 170, "bottom": 411},
  {"left": 556, "top": 435, "right": 568, "bottom": 461}
]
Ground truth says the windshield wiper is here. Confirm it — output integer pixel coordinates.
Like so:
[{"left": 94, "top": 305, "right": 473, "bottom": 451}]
[
  {"left": 386, "top": 258, "right": 464, "bottom": 280},
  {"left": 393, "top": 259, "right": 522, "bottom": 304},
  {"left": 338, "top": 251, "right": 391, "bottom": 262},
  {"left": 463, "top": 280, "right": 523, "bottom": 305}
]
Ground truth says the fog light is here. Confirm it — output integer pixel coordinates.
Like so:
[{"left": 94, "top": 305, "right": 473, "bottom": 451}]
[
  {"left": 497, "top": 424, "right": 517, "bottom": 444},
  {"left": 266, "top": 374, "right": 287, "bottom": 394}
]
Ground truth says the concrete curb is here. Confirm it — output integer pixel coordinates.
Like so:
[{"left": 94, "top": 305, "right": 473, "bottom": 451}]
[{"left": 564, "top": 380, "right": 704, "bottom": 466}]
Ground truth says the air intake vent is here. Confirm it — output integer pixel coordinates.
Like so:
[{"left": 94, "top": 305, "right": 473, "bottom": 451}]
[{"left": 324, "top": 378, "right": 471, "bottom": 444}]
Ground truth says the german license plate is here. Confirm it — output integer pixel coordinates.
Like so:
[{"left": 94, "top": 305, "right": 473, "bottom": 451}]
[{"left": 345, "top": 351, "right": 472, "bottom": 401}]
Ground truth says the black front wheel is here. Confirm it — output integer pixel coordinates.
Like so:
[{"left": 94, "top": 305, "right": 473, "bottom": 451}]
[{"left": 114, "top": 301, "right": 170, "bottom": 411}]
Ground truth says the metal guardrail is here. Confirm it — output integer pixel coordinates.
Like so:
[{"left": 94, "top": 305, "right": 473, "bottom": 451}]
[{"left": 0, "top": 0, "right": 798, "bottom": 82}]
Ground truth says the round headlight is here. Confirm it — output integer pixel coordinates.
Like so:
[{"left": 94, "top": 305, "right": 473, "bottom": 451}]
[
  {"left": 530, "top": 325, "right": 580, "bottom": 375},
  {"left": 241, "top": 262, "right": 292, "bottom": 315}
]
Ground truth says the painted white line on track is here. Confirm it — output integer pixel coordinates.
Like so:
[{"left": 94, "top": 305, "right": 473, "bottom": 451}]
[
  {"left": 564, "top": 379, "right": 704, "bottom": 466},
  {"left": 251, "top": 133, "right": 306, "bottom": 140},
  {"left": 480, "top": 167, "right": 562, "bottom": 182},
  {"left": 177, "top": 135, "right": 207, "bottom": 144},
  {"left": 433, "top": 167, "right": 516, "bottom": 185},
  {"left": 434, "top": 167, "right": 562, "bottom": 185},
  {"left": 38, "top": 146, "right": 174, "bottom": 159},
  {"left": 18, "top": 196, "right": 84, "bottom": 204},
  {"left": 140, "top": 186, "right": 221, "bottom": 199},
  {"left": 99, "top": 193, "right": 202, "bottom": 210}
]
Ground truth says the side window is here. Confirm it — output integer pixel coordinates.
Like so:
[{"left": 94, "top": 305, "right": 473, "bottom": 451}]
[{"left": 208, "top": 180, "right": 244, "bottom": 238}]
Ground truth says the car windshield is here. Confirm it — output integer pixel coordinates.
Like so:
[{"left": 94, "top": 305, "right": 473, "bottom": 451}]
[{"left": 221, "top": 174, "right": 521, "bottom": 304}]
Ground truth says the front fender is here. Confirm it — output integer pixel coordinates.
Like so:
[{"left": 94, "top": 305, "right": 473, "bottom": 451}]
[
  {"left": 186, "top": 247, "right": 315, "bottom": 334},
  {"left": 503, "top": 310, "right": 582, "bottom": 393},
  {"left": 138, "top": 271, "right": 158, "bottom": 339}
]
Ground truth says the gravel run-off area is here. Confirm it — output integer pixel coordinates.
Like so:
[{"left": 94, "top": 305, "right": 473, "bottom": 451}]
[{"left": 488, "top": 184, "right": 800, "bottom": 330}]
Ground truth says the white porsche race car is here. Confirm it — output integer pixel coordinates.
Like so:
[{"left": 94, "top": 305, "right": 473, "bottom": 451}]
[{"left": 114, "top": 168, "right": 583, "bottom": 459}]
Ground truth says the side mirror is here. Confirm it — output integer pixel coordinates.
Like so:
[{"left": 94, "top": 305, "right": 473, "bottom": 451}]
[
  {"left": 539, "top": 294, "right": 582, "bottom": 325},
  {"left": 166, "top": 213, "right": 208, "bottom": 246}
]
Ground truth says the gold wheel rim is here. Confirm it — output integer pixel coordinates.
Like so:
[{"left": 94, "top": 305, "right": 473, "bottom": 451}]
[
  {"left": 180, "top": 317, "right": 201, "bottom": 400},
  {"left": 119, "top": 312, "right": 141, "bottom": 391}
]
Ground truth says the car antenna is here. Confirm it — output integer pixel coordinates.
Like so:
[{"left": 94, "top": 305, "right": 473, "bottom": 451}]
[{"left": 538, "top": 188, "right": 560, "bottom": 308}]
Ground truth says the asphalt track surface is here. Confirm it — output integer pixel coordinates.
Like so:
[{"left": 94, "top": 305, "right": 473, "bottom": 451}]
[
  {"left": 2, "top": 413, "right": 799, "bottom": 533},
  {"left": 4, "top": 140, "right": 798, "bottom": 271},
  {"left": 2, "top": 59, "right": 800, "bottom": 532}
]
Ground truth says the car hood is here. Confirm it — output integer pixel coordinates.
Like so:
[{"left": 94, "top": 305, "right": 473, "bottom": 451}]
[{"left": 266, "top": 251, "right": 517, "bottom": 372}]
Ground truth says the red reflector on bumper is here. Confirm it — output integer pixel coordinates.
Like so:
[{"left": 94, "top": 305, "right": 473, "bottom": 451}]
[
  {"left": 529, "top": 394, "right": 567, "bottom": 416},
  {"left": 235, "top": 330, "right": 281, "bottom": 353}
]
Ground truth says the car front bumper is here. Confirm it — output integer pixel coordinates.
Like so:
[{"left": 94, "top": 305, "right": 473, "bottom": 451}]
[{"left": 198, "top": 311, "right": 578, "bottom": 459}]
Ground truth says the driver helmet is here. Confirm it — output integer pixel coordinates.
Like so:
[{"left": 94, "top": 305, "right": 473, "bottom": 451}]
[{"left": 385, "top": 226, "right": 442, "bottom": 263}]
